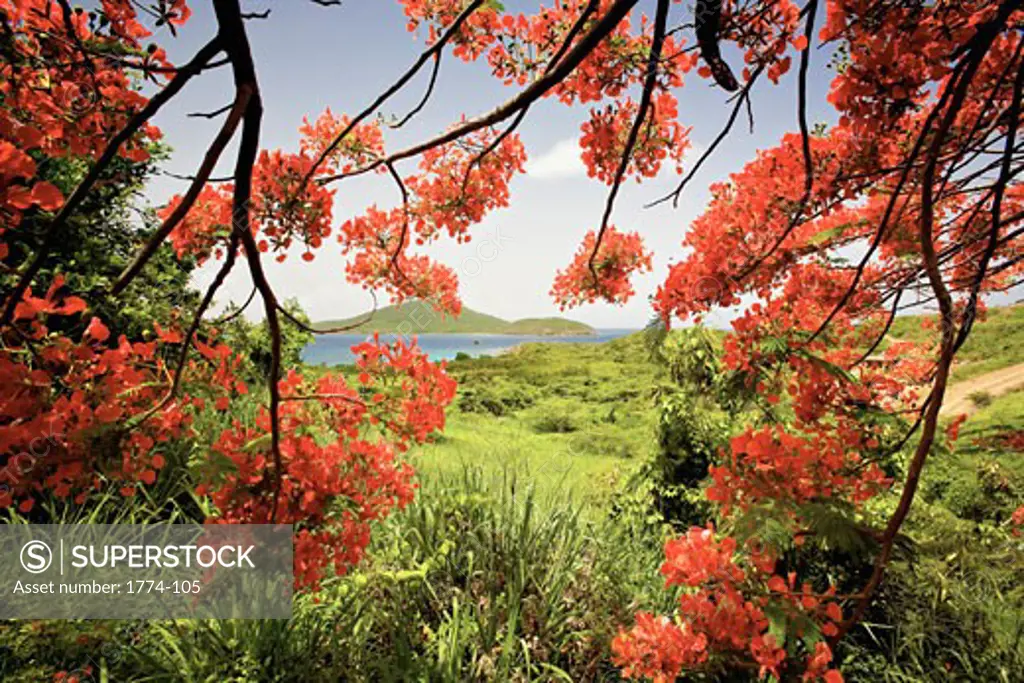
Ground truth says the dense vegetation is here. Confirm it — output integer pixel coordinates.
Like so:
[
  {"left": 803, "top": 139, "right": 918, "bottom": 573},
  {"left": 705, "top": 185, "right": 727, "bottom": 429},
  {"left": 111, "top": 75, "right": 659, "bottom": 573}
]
[
  {"left": 314, "top": 302, "right": 596, "bottom": 336},
  {"left": 4, "top": 314, "right": 1020, "bottom": 681}
]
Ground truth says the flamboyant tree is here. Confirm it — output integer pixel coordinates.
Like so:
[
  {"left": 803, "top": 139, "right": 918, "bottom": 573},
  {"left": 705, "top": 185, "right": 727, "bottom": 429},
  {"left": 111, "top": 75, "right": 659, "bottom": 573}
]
[{"left": 1, "top": 0, "right": 1021, "bottom": 679}]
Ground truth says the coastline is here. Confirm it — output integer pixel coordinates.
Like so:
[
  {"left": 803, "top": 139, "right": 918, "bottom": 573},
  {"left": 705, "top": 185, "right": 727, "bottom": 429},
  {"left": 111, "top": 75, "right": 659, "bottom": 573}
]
[
  {"left": 315, "top": 330, "right": 598, "bottom": 338},
  {"left": 302, "top": 329, "right": 637, "bottom": 366}
]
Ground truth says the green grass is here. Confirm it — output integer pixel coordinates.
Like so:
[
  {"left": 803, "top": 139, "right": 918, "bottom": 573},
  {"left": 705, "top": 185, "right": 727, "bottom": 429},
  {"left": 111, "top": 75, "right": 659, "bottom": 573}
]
[
  {"left": 0, "top": 470, "right": 674, "bottom": 683},
  {"left": 314, "top": 301, "right": 595, "bottom": 336},
  {"left": 888, "top": 303, "right": 1024, "bottom": 381},
  {"left": 876, "top": 388, "right": 1024, "bottom": 682},
  {"left": 412, "top": 333, "right": 659, "bottom": 515},
  {"left": 960, "top": 387, "right": 1024, "bottom": 441},
  {"left": 412, "top": 413, "right": 636, "bottom": 516}
]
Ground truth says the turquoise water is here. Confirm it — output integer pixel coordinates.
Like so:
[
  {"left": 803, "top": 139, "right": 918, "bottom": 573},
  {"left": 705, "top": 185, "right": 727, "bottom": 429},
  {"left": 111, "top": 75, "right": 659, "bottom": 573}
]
[{"left": 302, "top": 329, "right": 637, "bottom": 365}]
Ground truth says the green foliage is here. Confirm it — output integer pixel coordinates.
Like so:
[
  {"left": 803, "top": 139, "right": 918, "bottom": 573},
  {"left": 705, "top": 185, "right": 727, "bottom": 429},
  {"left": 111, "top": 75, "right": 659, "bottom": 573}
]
[
  {"left": 646, "top": 390, "right": 727, "bottom": 526},
  {"left": 638, "top": 327, "right": 751, "bottom": 527},
  {"left": 527, "top": 398, "right": 588, "bottom": 433},
  {"left": 840, "top": 507, "right": 1024, "bottom": 682},
  {"left": 1, "top": 144, "right": 200, "bottom": 343},
  {"left": 833, "top": 389, "right": 1024, "bottom": 680},
  {"left": 651, "top": 324, "right": 722, "bottom": 391},
  {"left": 0, "top": 140, "right": 211, "bottom": 527},
  {"left": 456, "top": 378, "right": 536, "bottom": 416},
  {"left": 220, "top": 298, "right": 315, "bottom": 382},
  {"left": 921, "top": 390, "right": 1024, "bottom": 524},
  {"left": 417, "top": 333, "right": 658, "bottom": 514},
  {"left": 6, "top": 314, "right": 1023, "bottom": 682}
]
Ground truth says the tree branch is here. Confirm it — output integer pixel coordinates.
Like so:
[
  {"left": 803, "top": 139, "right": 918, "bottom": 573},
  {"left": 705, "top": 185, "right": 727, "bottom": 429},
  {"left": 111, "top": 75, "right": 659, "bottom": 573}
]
[
  {"left": 212, "top": 0, "right": 282, "bottom": 523},
  {"left": 695, "top": 0, "right": 738, "bottom": 91},
  {"left": 111, "top": 84, "right": 252, "bottom": 295},
  {"left": 298, "top": 0, "right": 489, "bottom": 191},
  {"left": 646, "top": 64, "right": 764, "bottom": 209},
  {"left": 834, "top": 0, "right": 1017, "bottom": 642},
  {"left": 587, "top": 0, "right": 670, "bottom": 284},
  {"left": 318, "top": 0, "right": 642, "bottom": 185}
]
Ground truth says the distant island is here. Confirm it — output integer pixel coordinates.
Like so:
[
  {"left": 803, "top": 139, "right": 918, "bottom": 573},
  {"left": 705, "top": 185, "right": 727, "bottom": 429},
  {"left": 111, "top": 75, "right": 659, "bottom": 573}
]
[{"left": 313, "top": 302, "right": 596, "bottom": 336}]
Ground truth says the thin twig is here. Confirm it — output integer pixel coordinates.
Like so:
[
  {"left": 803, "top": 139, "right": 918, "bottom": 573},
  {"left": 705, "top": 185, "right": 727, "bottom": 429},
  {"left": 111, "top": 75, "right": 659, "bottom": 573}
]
[
  {"left": 646, "top": 64, "right": 764, "bottom": 209},
  {"left": 277, "top": 291, "right": 379, "bottom": 335},
  {"left": 731, "top": 0, "right": 819, "bottom": 280},
  {"left": 298, "top": 0, "right": 488, "bottom": 191},
  {"left": 188, "top": 103, "right": 234, "bottom": 118},
  {"left": 460, "top": 0, "right": 599, "bottom": 192},
  {"left": 211, "top": 286, "right": 257, "bottom": 325},
  {"left": 128, "top": 235, "right": 241, "bottom": 428},
  {"left": 388, "top": 52, "right": 443, "bottom": 129}
]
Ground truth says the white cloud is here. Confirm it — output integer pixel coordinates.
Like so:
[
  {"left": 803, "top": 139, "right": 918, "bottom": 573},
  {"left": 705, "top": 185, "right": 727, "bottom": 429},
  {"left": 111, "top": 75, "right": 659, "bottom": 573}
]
[{"left": 525, "top": 138, "right": 586, "bottom": 180}]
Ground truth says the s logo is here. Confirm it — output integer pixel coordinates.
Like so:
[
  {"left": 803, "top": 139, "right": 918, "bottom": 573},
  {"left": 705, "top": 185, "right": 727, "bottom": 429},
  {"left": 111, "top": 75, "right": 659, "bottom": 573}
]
[{"left": 20, "top": 540, "right": 52, "bottom": 574}]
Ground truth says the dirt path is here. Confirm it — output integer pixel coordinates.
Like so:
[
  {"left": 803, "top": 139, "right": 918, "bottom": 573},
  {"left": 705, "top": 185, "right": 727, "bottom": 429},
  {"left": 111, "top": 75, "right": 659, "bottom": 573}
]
[{"left": 941, "top": 363, "right": 1024, "bottom": 417}]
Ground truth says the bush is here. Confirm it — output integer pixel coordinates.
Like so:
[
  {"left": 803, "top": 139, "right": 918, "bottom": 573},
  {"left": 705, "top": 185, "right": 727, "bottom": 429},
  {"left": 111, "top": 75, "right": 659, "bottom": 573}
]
[
  {"left": 456, "top": 380, "right": 535, "bottom": 416},
  {"left": 971, "top": 390, "right": 994, "bottom": 408},
  {"left": 532, "top": 411, "right": 580, "bottom": 434},
  {"left": 561, "top": 423, "right": 645, "bottom": 459}
]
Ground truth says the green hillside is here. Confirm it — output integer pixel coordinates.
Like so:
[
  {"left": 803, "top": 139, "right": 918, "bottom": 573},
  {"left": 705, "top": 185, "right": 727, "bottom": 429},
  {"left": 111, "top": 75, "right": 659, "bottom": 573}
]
[
  {"left": 887, "top": 302, "right": 1024, "bottom": 380},
  {"left": 313, "top": 301, "right": 596, "bottom": 336},
  {"left": 502, "top": 317, "right": 595, "bottom": 335}
]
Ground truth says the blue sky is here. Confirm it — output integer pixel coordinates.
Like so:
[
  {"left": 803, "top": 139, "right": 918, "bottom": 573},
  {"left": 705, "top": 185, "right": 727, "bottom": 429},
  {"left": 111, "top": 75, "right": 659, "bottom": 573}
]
[{"left": 147, "top": 1, "right": 840, "bottom": 328}]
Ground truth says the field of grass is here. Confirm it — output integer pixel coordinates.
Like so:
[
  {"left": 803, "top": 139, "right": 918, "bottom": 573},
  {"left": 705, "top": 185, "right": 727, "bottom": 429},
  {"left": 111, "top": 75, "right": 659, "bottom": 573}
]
[
  {"left": 922, "top": 388, "right": 1024, "bottom": 522},
  {"left": 412, "top": 334, "right": 659, "bottom": 514},
  {"left": 382, "top": 314, "right": 1023, "bottom": 680},
  {"left": 314, "top": 301, "right": 596, "bottom": 336}
]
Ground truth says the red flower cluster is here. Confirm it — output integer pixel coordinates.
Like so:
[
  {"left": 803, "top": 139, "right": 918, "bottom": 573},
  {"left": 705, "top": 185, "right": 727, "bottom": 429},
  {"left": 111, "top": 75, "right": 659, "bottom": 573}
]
[
  {"left": 551, "top": 226, "right": 652, "bottom": 309},
  {"left": 202, "top": 336, "right": 456, "bottom": 588},
  {"left": 0, "top": 0, "right": 175, "bottom": 249},
  {"left": 299, "top": 108, "right": 385, "bottom": 176},
  {"left": 401, "top": 0, "right": 504, "bottom": 61},
  {"left": 707, "top": 424, "right": 890, "bottom": 515},
  {"left": 163, "top": 150, "right": 336, "bottom": 265},
  {"left": 580, "top": 93, "right": 690, "bottom": 184},
  {"left": 0, "top": 284, "right": 215, "bottom": 509},
  {"left": 338, "top": 126, "right": 524, "bottom": 314},
  {"left": 614, "top": 525, "right": 845, "bottom": 682}
]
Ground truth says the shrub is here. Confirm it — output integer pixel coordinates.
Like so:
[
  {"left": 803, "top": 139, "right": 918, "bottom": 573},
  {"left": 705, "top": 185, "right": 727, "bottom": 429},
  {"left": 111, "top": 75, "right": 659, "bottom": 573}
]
[
  {"left": 970, "top": 390, "right": 994, "bottom": 408},
  {"left": 456, "top": 380, "right": 535, "bottom": 416},
  {"left": 532, "top": 412, "right": 579, "bottom": 434}
]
